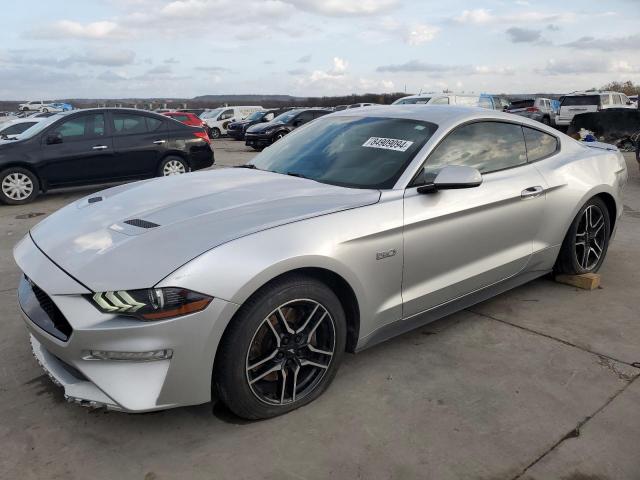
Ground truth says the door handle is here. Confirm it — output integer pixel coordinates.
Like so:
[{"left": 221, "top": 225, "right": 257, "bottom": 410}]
[
  {"left": 153, "top": 140, "right": 166, "bottom": 145},
  {"left": 521, "top": 186, "right": 544, "bottom": 199},
  {"left": 92, "top": 145, "right": 108, "bottom": 150}
]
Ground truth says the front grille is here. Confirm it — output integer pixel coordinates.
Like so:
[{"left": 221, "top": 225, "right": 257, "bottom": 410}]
[
  {"left": 30, "top": 282, "right": 73, "bottom": 340},
  {"left": 19, "top": 276, "right": 73, "bottom": 342}
]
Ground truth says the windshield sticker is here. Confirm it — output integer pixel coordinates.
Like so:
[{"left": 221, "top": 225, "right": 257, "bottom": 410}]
[{"left": 363, "top": 137, "right": 414, "bottom": 152}]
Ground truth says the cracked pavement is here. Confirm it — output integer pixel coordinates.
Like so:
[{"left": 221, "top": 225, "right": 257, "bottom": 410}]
[{"left": 0, "top": 142, "right": 638, "bottom": 479}]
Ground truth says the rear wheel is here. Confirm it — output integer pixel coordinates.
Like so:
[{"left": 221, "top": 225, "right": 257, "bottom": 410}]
[
  {"left": 214, "top": 275, "right": 346, "bottom": 419},
  {"left": 555, "top": 197, "right": 610, "bottom": 275},
  {"left": 541, "top": 116, "right": 550, "bottom": 126},
  {"left": 158, "top": 156, "right": 188, "bottom": 176},
  {"left": 210, "top": 128, "right": 221, "bottom": 139},
  {"left": 0, "top": 167, "right": 39, "bottom": 205}
]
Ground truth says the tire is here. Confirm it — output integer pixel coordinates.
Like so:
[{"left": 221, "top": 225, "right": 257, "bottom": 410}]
[
  {"left": 273, "top": 131, "right": 287, "bottom": 142},
  {"left": 555, "top": 197, "right": 611, "bottom": 275},
  {"left": 41, "top": 108, "right": 49, "bottom": 113},
  {"left": 210, "top": 128, "right": 221, "bottom": 139},
  {"left": 157, "top": 156, "right": 189, "bottom": 177},
  {"left": 214, "top": 274, "right": 347, "bottom": 420},
  {"left": 0, "top": 167, "right": 40, "bottom": 205},
  {"left": 541, "top": 116, "right": 550, "bottom": 126}
]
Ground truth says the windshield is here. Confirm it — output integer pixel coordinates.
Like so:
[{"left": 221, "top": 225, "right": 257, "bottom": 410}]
[
  {"left": 200, "top": 108, "right": 223, "bottom": 120},
  {"left": 510, "top": 100, "right": 534, "bottom": 108},
  {"left": 393, "top": 97, "right": 432, "bottom": 105},
  {"left": 271, "top": 110, "right": 300, "bottom": 123},
  {"left": 561, "top": 95, "right": 601, "bottom": 107},
  {"left": 247, "top": 111, "right": 267, "bottom": 121},
  {"left": 11, "top": 113, "right": 66, "bottom": 139},
  {"left": 250, "top": 116, "right": 437, "bottom": 189}
]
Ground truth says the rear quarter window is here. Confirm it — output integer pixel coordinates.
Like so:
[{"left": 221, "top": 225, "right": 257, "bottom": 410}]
[{"left": 523, "top": 127, "right": 558, "bottom": 161}]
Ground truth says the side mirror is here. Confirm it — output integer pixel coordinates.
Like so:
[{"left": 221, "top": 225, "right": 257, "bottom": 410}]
[
  {"left": 46, "top": 132, "right": 63, "bottom": 145},
  {"left": 417, "top": 165, "right": 482, "bottom": 194}
]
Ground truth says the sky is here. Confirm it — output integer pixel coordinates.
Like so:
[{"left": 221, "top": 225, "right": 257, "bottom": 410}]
[{"left": 0, "top": 0, "right": 639, "bottom": 99}]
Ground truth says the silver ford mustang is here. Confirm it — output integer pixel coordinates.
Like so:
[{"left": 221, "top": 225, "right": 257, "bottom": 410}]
[{"left": 14, "top": 106, "right": 628, "bottom": 419}]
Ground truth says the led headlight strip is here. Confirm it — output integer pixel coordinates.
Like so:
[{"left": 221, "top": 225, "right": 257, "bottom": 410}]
[{"left": 89, "top": 288, "right": 212, "bottom": 321}]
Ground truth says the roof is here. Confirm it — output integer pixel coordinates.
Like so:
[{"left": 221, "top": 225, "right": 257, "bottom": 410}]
[{"left": 330, "top": 104, "right": 557, "bottom": 132}]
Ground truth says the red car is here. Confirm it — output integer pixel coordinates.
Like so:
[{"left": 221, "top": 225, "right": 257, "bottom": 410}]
[{"left": 163, "top": 111, "right": 205, "bottom": 128}]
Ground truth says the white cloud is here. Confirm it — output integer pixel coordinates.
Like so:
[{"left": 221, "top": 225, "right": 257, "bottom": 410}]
[
  {"left": 377, "top": 60, "right": 514, "bottom": 76},
  {"left": 31, "top": 20, "right": 123, "bottom": 40},
  {"left": 562, "top": 34, "right": 640, "bottom": 51},
  {"left": 538, "top": 58, "right": 640, "bottom": 75},
  {"left": 405, "top": 24, "right": 439, "bottom": 45},
  {"left": 283, "top": 0, "right": 398, "bottom": 16},
  {"left": 453, "top": 8, "right": 576, "bottom": 25},
  {"left": 331, "top": 57, "right": 348, "bottom": 74}
]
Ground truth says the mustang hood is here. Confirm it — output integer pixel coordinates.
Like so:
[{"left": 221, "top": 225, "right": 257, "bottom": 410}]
[{"left": 30, "top": 169, "right": 380, "bottom": 292}]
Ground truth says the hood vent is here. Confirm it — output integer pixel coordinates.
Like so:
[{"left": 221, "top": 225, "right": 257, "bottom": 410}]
[{"left": 124, "top": 219, "right": 160, "bottom": 229}]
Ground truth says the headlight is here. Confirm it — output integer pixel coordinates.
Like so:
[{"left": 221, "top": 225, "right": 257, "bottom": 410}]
[{"left": 88, "top": 287, "right": 212, "bottom": 321}]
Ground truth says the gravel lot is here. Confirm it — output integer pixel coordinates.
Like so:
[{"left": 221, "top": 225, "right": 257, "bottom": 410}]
[{"left": 1, "top": 139, "right": 639, "bottom": 480}]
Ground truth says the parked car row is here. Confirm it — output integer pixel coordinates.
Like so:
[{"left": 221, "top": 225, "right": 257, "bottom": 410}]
[
  {"left": 18, "top": 100, "right": 74, "bottom": 113},
  {"left": 0, "top": 108, "right": 214, "bottom": 205}
]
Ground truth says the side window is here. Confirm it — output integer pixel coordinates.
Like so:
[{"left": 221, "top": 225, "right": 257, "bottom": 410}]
[
  {"left": 621, "top": 94, "right": 630, "bottom": 105},
  {"left": 146, "top": 117, "right": 163, "bottom": 132},
  {"left": 295, "top": 111, "right": 315, "bottom": 124},
  {"left": 313, "top": 111, "right": 330, "bottom": 119},
  {"left": 219, "top": 109, "right": 234, "bottom": 120},
  {"left": 431, "top": 97, "right": 449, "bottom": 105},
  {"left": 601, "top": 95, "right": 610, "bottom": 106},
  {"left": 173, "top": 114, "right": 190, "bottom": 122},
  {"left": 613, "top": 94, "right": 622, "bottom": 105},
  {"left": 113, "top": 113, "right": 149, "bottom": 135},
  {"left": 425, "top": 122, "right": 527, "bottom": 175},
  {"left": 523, "top": 127, "right": 558, "bottom": 162},
  {"left": 55, "top": 114, "right": 105, "bottom": 141},
  {"left": 478, "top": 97, "right": 493, "bottom": 109},
  {"left": 264, "top": 112, "right": 274, "bottom": 121}
]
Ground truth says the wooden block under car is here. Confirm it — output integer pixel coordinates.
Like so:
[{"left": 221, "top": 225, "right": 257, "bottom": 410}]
[{"left": 554, "top": 273, "right": 601, "bottom": 290}]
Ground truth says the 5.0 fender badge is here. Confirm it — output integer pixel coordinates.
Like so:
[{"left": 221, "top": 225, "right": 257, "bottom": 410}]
[{"left": 376, "top": 249, "right": 397, "bottom": 260}]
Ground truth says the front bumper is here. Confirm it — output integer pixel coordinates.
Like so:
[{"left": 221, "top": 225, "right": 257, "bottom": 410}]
[
  {"left": 227, "top": 129, "right": 245, "bottom": 140},
  {"left": 245, "top": 132, "right": 273, "bottom": 148},
  {"left": 14, "top": 235, "right": 239, "bottom": 412}
]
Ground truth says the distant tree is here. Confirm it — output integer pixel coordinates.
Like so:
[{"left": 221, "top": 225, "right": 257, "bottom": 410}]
[{"left": 600, "top": 80, "right": 640, "bottom": 96}]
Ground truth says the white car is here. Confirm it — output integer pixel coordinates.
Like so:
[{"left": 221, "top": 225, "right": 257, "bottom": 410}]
[
  {"left": 18, "top": 100, "right": 56, "bottom": 112},
  {"left": 200, "top": 106, "right": 263, "bottom": 139},
  {"left": 556, "top": 91, "right": 636, "bottom": 127},
  {"left": 0, "top": 117, "right": 45, "bottom": 139}
]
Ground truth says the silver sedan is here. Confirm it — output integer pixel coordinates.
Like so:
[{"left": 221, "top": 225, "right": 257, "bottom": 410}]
[{"left": 14, "top": 106, "right": 628, "bottom": 419}]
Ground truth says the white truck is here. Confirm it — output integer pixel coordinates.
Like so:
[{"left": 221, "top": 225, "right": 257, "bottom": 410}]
[
  {"left": 555, "top": 91, "right": 636, "bottom": 128},
  {"left": 199, "top": 106, "right": 263, "bottom": 138}
]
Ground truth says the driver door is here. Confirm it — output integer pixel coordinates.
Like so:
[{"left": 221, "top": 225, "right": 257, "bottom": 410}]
[{"left": 401, "top": 121, "right": 546, "bottom": 317}]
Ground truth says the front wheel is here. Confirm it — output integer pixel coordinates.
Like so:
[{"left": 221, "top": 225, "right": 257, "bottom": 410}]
[
  {"left": 214, "top": 275, "right": 346, "bottom": 419},
  {"left": 273, "top": 131, "right": 287, "bottom": 142},
  {"left": 0, "top": 167, "right": 40, "bottom": 205},
  {"left": 555, "top": 197, "right": 611, "bottom": 275},
  {"left": 41, "top": 108, "right": 49, "bottom": 113},
  {"left": 210, "top": 128, "right": 221, "bottom": 139},
  {"left": 158, "top": 156, "right": 189, "bottom": 176}
]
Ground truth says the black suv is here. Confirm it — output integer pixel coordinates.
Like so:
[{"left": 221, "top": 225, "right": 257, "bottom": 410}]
[
  {"left": 0, "top": 108, "right": 214, "bottom": 205},
  {"left": 227, "top": 108, "right": 292, "bottom": 141},
  {"left": 244, "top": 108, "right": 332, "bottom": 150}
]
